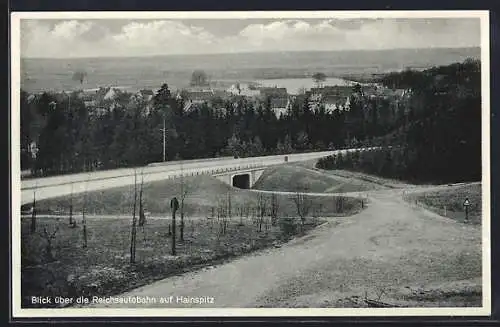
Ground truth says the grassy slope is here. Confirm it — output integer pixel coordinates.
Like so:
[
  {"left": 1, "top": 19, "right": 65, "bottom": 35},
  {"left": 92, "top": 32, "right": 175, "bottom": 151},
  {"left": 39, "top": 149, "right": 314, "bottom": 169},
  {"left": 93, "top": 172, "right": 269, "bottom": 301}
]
[
  {"left": 22, "top": 216, "right": 320, "bottom": 308},
  {"left": 21, "top": 175, "right": 365, "bottom": 308},
  {"left": 26, "top": 174, "right": 363, "bottom": 218},
  {"left": 253, "top": 164, "right": 388, "bottom": 193},
  {"left": 405, "top": 183, "right": 482, "bottom": 225}
]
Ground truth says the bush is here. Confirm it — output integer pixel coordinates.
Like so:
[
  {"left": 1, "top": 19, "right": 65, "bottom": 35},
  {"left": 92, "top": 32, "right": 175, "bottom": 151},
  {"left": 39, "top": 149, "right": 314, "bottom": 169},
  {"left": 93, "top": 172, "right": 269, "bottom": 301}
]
[{"left": 278, "top": 217, "right": 298, "bottom": 240}]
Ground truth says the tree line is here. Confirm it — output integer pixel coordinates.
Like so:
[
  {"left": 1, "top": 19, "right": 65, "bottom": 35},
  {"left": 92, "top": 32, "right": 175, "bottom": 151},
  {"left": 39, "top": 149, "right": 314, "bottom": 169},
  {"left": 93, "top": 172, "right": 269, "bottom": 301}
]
[
  {"left": 21, "top": 58, "right": 480, "bottom": 184},
  {"left": 317, "top": 58, "right": 481, "bottom": 183}
]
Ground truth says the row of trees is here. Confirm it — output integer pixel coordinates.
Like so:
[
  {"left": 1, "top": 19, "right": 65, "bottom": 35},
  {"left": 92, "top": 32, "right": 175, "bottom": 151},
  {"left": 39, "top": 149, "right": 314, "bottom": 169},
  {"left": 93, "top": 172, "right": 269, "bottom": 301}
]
[
  {"left": 20, "top": 84, "right": 406, "bottom": 176},
  {"left": 21, "top": 58, "right": 480, "bottom": 183},
  {"left": 316, "top": 59, "right": 481, "bottom": 183}
]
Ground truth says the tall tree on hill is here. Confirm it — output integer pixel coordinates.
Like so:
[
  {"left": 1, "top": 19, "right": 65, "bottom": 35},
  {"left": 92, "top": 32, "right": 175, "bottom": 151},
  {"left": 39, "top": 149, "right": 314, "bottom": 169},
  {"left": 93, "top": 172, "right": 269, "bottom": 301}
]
[
  {"left": 190, "top": 70, "right": 209, "bottom": 87},
  {"left": 312, "top": 72, "right": 327, "bottom": 88},
  {"left": 72, "top": 70, "right": 87, "bottom": 86}
]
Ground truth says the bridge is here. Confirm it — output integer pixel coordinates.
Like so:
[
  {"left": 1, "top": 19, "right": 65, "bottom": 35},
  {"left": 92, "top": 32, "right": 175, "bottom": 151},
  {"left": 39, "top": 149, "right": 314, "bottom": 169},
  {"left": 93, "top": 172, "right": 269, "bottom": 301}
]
[
  {"left": 213, "top": 167, "right": 265, "bottom": 189},
  {"left": 18, "top": 148, "right": 375, "bottom": 205}
]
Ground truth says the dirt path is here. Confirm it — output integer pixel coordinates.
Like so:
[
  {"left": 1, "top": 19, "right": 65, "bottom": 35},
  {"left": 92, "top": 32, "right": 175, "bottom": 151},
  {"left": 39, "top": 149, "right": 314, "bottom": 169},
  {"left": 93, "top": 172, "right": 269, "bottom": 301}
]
[{"left": 87, "top": 188, "right": 481, "bottom": 308}]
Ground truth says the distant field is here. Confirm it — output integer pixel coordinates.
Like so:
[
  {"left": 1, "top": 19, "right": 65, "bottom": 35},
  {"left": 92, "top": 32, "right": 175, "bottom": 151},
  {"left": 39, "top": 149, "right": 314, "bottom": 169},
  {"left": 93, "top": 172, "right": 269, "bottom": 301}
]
[
  {"left": 23, "top": 175, "right": 363, "bottom": 218},
  {"left": 253, "top": 165, "right": 387, "bottom": 194},
  {"left": 21, "top": 174, "right": 365, "bottom": 308},
  {"left": 21, "top": 215, "right": 327, "bottom": 308},
  {"left": 320, "top": 169, "right": 415, "bottom": 189},
  {"left": 405, "top": 183, "right": 482, "bottom": 225},
  {"left": 21, "top": 47, "right": 480, "bottom": 93}
]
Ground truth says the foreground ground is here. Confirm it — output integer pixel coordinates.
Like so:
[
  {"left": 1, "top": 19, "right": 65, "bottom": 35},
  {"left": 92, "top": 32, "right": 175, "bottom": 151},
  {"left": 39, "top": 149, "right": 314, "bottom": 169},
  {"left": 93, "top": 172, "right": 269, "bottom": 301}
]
[
  {"left": 21, "top": 165, "right": 482, "bottom": 308},
  {"left": 86, "top": 187, "right": 482, "bottom": 308},
  {"left": 21, "top": 173, "right": 363, "bottom": 308}
]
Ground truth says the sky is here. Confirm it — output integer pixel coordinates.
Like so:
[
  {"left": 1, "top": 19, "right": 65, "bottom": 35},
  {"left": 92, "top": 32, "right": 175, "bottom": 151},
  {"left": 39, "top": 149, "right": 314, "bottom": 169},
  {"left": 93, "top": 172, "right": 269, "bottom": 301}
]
[{"left": 20, "top": 18, "right": 481, "bottom": 58}]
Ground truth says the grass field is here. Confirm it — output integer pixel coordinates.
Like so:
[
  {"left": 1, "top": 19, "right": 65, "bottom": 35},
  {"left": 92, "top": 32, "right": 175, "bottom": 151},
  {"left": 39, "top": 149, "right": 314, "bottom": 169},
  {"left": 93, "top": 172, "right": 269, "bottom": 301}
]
[
  {"left": 253, "top": 165, "right": 387, "bottom": 194},
  {"left": 21, "top": 47, "right": 479, "bottom": 93},
  {"left": 23, "top": 174, "right": 363, "bottom": 218},
  {"left": 405, "top": 183, "right": 482, "bottom": 225},
  {"left": 319, "top": 169, "right": 414, "bottom": 189},
  {"left": 21, "top": 175, "right": 364, "bottom": 308}
]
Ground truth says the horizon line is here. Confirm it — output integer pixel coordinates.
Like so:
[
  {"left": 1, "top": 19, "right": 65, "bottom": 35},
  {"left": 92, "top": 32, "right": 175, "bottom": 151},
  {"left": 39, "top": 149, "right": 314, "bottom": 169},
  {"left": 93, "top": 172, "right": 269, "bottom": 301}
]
[{"left": 20, "top": 46, "right": 481, "bottom": 61}]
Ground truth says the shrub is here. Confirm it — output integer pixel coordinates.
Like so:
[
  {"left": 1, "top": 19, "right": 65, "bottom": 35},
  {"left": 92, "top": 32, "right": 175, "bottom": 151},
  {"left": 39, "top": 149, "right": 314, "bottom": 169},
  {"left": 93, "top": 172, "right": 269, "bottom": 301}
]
[{"left": 278, "top": 217, "right": 298, "bottom": 240}]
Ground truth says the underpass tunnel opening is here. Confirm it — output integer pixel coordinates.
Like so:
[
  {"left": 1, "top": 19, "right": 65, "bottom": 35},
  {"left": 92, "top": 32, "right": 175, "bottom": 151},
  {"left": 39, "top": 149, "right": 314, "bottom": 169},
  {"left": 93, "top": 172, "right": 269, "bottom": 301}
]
[{"left": 232, "top": 174, "right": 250, "bottom": 189}]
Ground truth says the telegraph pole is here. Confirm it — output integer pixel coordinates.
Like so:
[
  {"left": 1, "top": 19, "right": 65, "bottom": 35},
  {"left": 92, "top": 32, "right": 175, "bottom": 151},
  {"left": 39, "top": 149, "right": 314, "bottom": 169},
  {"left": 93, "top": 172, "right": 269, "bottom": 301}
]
[{"left": 162, "top": 117, "right": 166, "bottom": 162}]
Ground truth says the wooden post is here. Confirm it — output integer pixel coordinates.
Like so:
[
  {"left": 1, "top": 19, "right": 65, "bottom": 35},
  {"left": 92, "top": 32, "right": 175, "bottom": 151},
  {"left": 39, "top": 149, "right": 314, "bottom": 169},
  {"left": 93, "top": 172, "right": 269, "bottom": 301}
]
[
  {"left": 130, "top": 170, "right": 138, "bottom": 263},
  {"left": 170, "top": 197, "right": 179, "bottom": 256},
  {"left": 69, "top": 182, "right": 74, "bottom": 226},
  {"left": 463, "top": 197, "right": 471, "bottom": 223},
  {"left": 30, "top": 190, "right": 36, "bottom": 233}
]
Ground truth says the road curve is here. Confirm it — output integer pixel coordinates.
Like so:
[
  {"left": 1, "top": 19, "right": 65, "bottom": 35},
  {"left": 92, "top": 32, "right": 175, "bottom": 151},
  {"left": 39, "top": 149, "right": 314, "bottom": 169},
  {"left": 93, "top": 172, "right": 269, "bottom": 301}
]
[
  {"left": 85, "top": 188, "right": 481, "bottom": 308},
  {"left": 20, "top": 148, "right": 377, "bottom": 205}
]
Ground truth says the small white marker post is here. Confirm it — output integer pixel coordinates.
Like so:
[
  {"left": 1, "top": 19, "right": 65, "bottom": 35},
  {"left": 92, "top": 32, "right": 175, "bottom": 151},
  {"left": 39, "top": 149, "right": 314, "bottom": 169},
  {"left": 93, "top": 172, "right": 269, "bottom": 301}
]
[{"left": 463, "top": 197, "right": 471, "bottom": 223}]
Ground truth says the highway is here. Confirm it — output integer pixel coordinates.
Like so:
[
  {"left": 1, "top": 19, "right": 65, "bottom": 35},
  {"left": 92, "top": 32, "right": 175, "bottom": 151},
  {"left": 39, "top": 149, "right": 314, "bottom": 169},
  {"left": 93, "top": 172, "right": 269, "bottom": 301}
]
[{"left": 19, "top": 148, "right": 375, "bottom": 205}]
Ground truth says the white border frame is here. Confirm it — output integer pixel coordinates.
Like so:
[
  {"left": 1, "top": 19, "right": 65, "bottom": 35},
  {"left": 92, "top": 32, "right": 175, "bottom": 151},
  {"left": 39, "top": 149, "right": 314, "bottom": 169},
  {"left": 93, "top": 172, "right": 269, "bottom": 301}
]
[{"left": 10, "top": 10, "right": 491, "bottom": 318}]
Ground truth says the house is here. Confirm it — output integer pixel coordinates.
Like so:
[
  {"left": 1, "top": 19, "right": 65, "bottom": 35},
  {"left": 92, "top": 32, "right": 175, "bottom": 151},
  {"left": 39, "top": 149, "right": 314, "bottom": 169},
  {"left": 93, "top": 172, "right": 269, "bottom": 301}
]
[
  {"left": 270, "top": 97, "right": 290, "bottom": 118},
  {"left": 227, "top": 83, "right": 260, "bottom": 97},
  {"left": 77, "top": 89, "right": 99, "bottom": 108},
  {"left": 259, "top": 87, "right": 287, "bottom": 99},
  {"left": 184, "top": 89, "right": 215, "bottom": 104},
  {"left": 311, "top": 85, "right": 353, "bottom": 97},
  {"left": 27, "top": 93, "right": 38, "bottom": 103},
  {"left": 213, "top": 90, "right": 231, "bottom": 100},
  {"left": 362, "top": 85, "right": 378, "bottom": 98},
  {"left": 104, "top": 87, "right": 119, "bottom": 101},
  {"left": 322, "top": 95, "right": 346, "bottom": 113},
  {"left": 138, "top": 89, "right": 154, "bottom": 102}
]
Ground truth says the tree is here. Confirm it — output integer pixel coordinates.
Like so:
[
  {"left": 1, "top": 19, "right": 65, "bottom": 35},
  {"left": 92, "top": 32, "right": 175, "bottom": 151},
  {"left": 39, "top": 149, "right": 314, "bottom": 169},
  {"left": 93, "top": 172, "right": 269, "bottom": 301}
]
[
  {"left": 296, "top": 131, "right": 310, "bottom": 151},
  {"left": 283, "top": 134, "right": 293, "bottom": 154},
  {"left": 138, "top": 171, "right": 146, "bottom": 227},
  {"left": 352, "top": 83, "right": 363, "bottom": 95},
  {"left": 69, "top": 182, "right": 76, "bottom": 227},
  {"left": 256, "top": 193, "right": 268, "bottom": 232},
  {"left": 72, "top": 70, "right": 87, "bottom": 85},
  {"left": 190, "top": 70, "right": 209, "bottom": 87},
  {"left": 225, "top": 133, "right": 241, "bottom": 158},
  {"left": 170, "top": 197, "right": 179, "bottom": 255},
  {"left": 130, "top": 169, "right": 139, "bottom": 263},
  {"left": 292, "top": 186, "right": 312, "bottom": 232},
  {"left": 30, "top": 189, "right": 37, "bottom": 234},
  {"left": 82, "top": 177, "right": 89, "bottom": 249},
  {"left": 312, "top": 72, "right": 327, "bottom": 88},
  {"left": 41, "top": 224, "right": 60, "bottom": 262},
  {"left": 270, "top": 193, "right": 280, "bottom": 226},
  {"left": 179, "top": 165, "right": 191, "bottom": 242}
]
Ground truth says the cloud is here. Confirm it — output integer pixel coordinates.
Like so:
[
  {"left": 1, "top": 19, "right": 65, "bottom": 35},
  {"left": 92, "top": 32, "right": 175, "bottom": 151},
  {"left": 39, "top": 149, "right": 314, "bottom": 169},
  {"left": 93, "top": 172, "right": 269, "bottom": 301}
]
[
  {"left": 20, "top": 18, "right": 481, "bottom": 58},
  {"left": 110, "top": 20, "right": 216, "bottom": 56},
  {"left": 21, "top": 20, "right": 113, "bottom": 58}
]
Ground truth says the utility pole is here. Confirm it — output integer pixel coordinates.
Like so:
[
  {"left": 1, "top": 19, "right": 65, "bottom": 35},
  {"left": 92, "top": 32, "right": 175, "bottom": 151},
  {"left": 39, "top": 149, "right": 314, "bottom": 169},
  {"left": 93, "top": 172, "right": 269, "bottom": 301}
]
[{"left": 163, "top": 117, "right": 166, "bottom": 162}]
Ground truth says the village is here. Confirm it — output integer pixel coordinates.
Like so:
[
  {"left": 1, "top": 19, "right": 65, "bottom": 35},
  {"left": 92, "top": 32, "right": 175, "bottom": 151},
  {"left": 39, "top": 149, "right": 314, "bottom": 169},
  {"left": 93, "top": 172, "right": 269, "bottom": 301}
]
[{"left": 24, "top": 73, "right": 411, "bottom": 120}]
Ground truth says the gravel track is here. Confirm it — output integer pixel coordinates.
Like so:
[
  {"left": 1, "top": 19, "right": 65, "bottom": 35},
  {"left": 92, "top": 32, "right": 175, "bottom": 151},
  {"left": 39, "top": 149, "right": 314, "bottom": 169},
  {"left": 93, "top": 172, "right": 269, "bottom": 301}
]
[{"left": 86, "top": 188, "right": 481, "bottom": 308}]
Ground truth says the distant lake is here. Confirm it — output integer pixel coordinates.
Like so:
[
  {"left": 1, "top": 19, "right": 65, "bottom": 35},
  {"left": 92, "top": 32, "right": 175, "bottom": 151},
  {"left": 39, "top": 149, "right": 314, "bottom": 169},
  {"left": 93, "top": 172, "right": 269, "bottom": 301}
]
[
  {"left": 20, "top": 47, "right": 479, "bottom": 93},
  {"left": 255, "top": 77, "right": 355, "bottom": 95}
]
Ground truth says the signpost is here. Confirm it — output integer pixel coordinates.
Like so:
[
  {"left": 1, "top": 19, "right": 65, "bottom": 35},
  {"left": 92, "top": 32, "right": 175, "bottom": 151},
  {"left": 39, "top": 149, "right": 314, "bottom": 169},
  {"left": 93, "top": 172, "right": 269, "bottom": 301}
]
[
  {"left": 463, "top": 197, "right": 471, "bottom": 223},
  {"left": 170, "top": 197, "right": 179, "bottom": 255},
  {"left": 29, "top": 141, "right": 39, "bottom": 176}
]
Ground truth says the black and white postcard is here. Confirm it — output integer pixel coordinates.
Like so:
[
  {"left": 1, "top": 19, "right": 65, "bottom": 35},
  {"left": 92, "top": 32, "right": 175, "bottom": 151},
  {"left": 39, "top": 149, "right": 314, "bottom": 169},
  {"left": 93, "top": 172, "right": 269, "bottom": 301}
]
[{"left": 10, "top": 10, "right": 491, "bottom": 318}]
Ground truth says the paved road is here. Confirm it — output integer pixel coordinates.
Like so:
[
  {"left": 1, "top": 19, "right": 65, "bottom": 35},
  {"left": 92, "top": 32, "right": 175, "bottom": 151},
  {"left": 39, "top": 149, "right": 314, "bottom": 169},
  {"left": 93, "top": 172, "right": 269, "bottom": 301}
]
[
  {"left": 86, "top": 187, "right": 481, "bottom": 308},
  {"left": 20, "top": 149, "right": 375, "bottom": 205}
]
